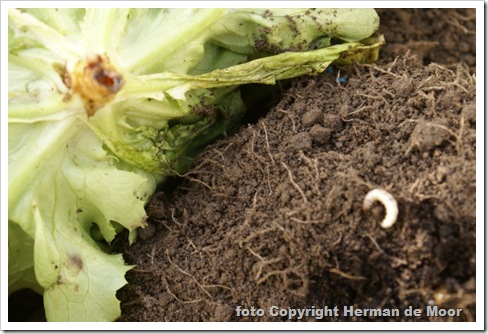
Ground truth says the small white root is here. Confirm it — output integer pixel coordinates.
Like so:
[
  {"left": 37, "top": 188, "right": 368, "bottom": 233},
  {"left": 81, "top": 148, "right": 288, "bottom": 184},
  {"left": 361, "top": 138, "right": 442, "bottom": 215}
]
[{"left": 362, "top": 189, "right": 399, "bottom": 229}]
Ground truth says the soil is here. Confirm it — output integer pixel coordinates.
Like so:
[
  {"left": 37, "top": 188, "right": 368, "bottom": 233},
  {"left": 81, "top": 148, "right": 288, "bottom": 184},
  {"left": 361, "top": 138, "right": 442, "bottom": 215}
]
[
  {"left": 9, "top": 8, "right": 477, "bottom": 323},
  {"left": 115, "top": 8, "right": 477, "bottom": 322}
]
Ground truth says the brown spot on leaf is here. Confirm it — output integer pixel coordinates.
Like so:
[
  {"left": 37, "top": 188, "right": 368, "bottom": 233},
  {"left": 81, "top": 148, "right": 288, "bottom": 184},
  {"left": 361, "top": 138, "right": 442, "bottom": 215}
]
[{"left": 69, "top": 254, "right": 84, "bottom": 272}]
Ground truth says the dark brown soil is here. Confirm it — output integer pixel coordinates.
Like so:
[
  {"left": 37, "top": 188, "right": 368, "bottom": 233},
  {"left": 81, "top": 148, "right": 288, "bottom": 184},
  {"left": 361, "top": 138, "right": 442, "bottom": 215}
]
[
  {"left": 116, "top": 8, "right": 476, "bottom": 322},
  {"left": 377, "top": 8, "right": 476, "bottom": 73}
]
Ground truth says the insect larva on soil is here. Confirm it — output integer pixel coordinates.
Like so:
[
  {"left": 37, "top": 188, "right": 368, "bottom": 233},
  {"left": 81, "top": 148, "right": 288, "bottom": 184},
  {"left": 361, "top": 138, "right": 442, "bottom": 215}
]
[{"left": 362, "top": 189, "right": 399, "bottom": 229}]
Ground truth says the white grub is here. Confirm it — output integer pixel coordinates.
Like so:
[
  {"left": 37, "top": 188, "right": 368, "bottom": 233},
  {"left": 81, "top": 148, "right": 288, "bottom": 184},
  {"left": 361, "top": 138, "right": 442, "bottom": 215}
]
[{"left": 362, "top": 189, "right": 399, "bottom": 229}]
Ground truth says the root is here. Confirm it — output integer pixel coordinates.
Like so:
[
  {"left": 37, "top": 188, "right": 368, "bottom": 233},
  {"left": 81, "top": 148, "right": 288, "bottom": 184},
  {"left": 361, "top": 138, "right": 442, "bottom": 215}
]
[
  {"left": 162, "top": 276, "right": 204, "bottom": 304},
  {"left": 179, "top": 171, "right": 233, "bottom": 198},
  {"left": 131, "top": 267, "right": 156, "bottom": 274},
  {"left": 357, "top": 93, "right": 389, "bottom": 107},
  {"left": 256, "top": 269, "right": 285, "bottom": 284},
  {"left": 446, "top": 15, "right": 476, "bottom": 35},
  {"left": 261, "top": 122, "right": 275, "bottom": 164},
  {"left": 299, "top": 151, "right": 320, "bottom": 181},
  {"left": 155, "top": 218, "right": 174, "bottom": 232},
  {"left": 147, "top": 246, "right": 156, "bottom": 265},
  {"left": 238, "top": 225, "right": 280, "bottom": 247},
  {"left": 178, "top": 172, "right": 214, "bottom": 191},
  {"left": 361, "top": 62, "right": 403, "bottom": 78},
  {"left": 186, "top": 237, "right": 199, "bottom": 253},
  {"left": 247, "top": 246, "right": 283, "bottom": 281},
  {"left": 191, "top": 156, "right": 225, "bottom": 171},
  {"left": 242, "top": 190, "right": 260, "bottom": 226},
  {"left": 281, "top": 162, "right": 308, "bottom": 203},
  {"left": 278, "top": 108, "right": 298, "bottom": 133},
  {"left": 247, "top": 128, "right": 267, "bottom": 164},
  {"left": 346, "top": 104, "right": 373, "bottom": 117},
  {"left": 289, "top": 216, "right": 324, "bottom": 225},
  {"left": 245, "top": 133, "right": 273, "bottom": 196},
  {"left": 329, "top": 267, "right": 366, "bottom": 281},
  {"left": 170, "top": 208, "right": 182, "bottom": 226},
  {"left": 248, "top": 250, "right": 307, "bottom": 293},
  {"left": 166, "top": 249, "right": 213, "bottom": 299},
  {"left": 298, "top": 151, "right": 321, "bottom": 195},
  {"left": 416, "top": 91, "right": 436, "bottom": 116},
  {"left": 365, "top": 233, "right": 407, "bottom": 267}
]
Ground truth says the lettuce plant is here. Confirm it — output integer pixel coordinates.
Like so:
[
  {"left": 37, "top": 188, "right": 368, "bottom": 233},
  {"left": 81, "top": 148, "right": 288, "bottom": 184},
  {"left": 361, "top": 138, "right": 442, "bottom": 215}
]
[{"left": 8, "top": 8, "right": 382, "bottom": 321}]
